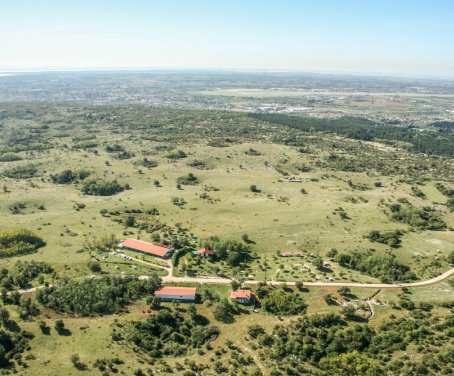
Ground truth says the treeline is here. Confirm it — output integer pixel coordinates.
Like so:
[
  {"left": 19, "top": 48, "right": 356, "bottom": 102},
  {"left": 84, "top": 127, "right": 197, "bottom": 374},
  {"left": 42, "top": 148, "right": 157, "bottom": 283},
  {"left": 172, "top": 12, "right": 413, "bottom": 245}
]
[
  {"left": 200, "top": 236, "right": 252, "bottom": 267},
  {"left": 36, "top": 275, "right": 161, "bottom": 316},
  {"left": 125, "top": 308, "right": 219, "bottom": 358},
  {"left": 248, "top": 310, "right": 454, "bottom": 375},
  {"left": 0, "top": 153, "right": 22, "bottom": 162},
  {"left": 336, "top": 251, "right": 417, "bottom": 283},
  {"left": 0, "top": 260, "right": 53, "bottom": 290},
  {"left": 0, "top": 229, "right": 46, "bottom": 258},
  {"left": 388, "top": 202, "right": 446, "bottom": 231},
  {"left": 2, "top": 164, "right": 39, "bottom": 179},
  {"left": 250, "top": 113, "right": 454, "bottom": 157}
]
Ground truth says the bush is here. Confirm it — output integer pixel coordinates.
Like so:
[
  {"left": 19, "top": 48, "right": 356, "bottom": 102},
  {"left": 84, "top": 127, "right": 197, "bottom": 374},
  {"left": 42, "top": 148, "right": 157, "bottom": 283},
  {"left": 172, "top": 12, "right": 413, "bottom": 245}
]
[
  {"left": 166, "top": 149, "right": 187, "bottom": 159},
  {"left": 81, "top": 179, "right": 126, "bottom": 196},
  {"left": 0, "top": 229, "right": 46, "bottom": 258},
  {"left": 127, "top": 309, "right": 219, "bottom": 357},
  {"left": 2, "top": 164, "right": 39, "bottom": 179},
  {"left": 177, "top": 173, "right": 199, "bottom": 185},
  {"left": 261, "top": 288, "right": 307, "bottom": 315},
  {"left": 335, "top": 251, "right": 416, "bottom": 283},
  {"left": 0, "top": 153, "right": 23, "bottom": 162},
  {"left": 36, "top": 275, "right": 162, "bottom": 316},
  {"left": 50, "top": 169, "right": 90, "bottom": 184},
  {"left": 368, "top": 230, "right": 403, "bottom": 248}
]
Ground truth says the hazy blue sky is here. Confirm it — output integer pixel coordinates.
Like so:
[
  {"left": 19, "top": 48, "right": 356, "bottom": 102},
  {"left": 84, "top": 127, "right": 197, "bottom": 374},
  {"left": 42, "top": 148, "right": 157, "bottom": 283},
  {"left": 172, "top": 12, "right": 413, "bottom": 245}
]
[{"left": 1, "top": 0, "right": 453, "bottom": 77}]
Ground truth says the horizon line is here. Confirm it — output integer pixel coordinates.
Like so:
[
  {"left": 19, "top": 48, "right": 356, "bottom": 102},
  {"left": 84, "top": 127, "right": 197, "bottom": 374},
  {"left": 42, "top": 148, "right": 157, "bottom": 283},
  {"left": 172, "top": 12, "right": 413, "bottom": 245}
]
[{"left": 1, "top": 67, "right": 454, "bottom": 81}]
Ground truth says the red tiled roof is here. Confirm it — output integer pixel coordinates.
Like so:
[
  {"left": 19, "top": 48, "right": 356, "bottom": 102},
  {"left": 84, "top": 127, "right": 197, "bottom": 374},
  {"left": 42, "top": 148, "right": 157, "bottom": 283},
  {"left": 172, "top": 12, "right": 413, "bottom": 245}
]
[
  {"left": 119, "top": 239, "right": 171, "bottom": 257},
  {"left": 154, "top": 286, "right": 196, "bottom": 297},
  {"left": 230, "top": 290, "right": 252, "bottom": 300},
  {"left": 196, "top": 247, "right": 215, "bottom": 255}
]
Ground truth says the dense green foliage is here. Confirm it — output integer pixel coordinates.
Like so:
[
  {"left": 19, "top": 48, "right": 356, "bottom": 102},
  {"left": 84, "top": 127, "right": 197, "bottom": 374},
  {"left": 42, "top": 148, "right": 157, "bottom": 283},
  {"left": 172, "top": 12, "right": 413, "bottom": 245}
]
[
  {"left": 389, "top": 202, "right": 446, "bottom": 230},
  {"left": 0, "top": 260, "right": 53, "bottom": 290},
  {"left": 336, "top": 251, "right": 416, "bottom": 283},
  {"left": 0, "top": 229, "right": 45, "bottom": 258},
  {"left": 436, "top": 183, "right": 454, "bottom": 198},
  {"left": 251, "top": 113, "right": 454, "bottom": 157},
  {"left": 368, "top": 230, "right": 403, "bottom": 248},
  {"left": 50, "top": 169, "right": 90, "bottom": 184},
  {"left": 0, "top": 328, "right": 34, "bottom": 368},
  {"left": 2, "top": 164, "right": 38, "bottom": 179},
  {"left": 81, "top": 179, "right": 126, "bottom": 196},
  {"left": 36, "top": 275, "right": 161, "bottom": 316},
  {"left": 260, "top": 287, "right": 307, "bottom": 315},
  {"left": 249, "top": 310, "right": 454, "bottom": 375},
  {"left": 126, "top": 309, "right": 219, "bottom": 358},
  {"left": 200, "top": 236, "right": 252, "bottom": 267}
]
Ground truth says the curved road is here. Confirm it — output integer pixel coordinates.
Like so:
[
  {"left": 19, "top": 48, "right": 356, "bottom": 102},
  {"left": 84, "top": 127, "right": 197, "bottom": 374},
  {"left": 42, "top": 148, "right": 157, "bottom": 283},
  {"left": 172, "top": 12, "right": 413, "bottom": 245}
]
[
  {"left": 17, "top": 265, "right": 454, "bottom": 295},
  {"left": 160, "top": 265, "right": 454, "bottom": 289}
]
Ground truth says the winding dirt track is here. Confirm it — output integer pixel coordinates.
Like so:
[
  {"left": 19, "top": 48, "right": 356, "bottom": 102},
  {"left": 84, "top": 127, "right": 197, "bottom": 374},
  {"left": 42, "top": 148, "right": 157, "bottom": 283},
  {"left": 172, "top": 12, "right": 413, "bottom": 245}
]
[
  {"left": 17, "top": 265, "right": 454, "bottom": 295},
  {"left": 160, "top": 265, "right": 454, "bottom": 289}
]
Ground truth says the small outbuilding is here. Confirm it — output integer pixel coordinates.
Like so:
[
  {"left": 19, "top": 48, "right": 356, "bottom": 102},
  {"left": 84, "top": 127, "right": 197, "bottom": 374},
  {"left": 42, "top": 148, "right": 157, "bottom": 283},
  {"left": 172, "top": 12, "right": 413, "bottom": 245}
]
[
  {"left": 230, "top": 290, "right": 255, "bottom": 305},
  {"left": 196, "top": 247, "right": 215, "bottom": 258},
  {"left": 154, "top": 286, "right": 196, "bottom": 302}
]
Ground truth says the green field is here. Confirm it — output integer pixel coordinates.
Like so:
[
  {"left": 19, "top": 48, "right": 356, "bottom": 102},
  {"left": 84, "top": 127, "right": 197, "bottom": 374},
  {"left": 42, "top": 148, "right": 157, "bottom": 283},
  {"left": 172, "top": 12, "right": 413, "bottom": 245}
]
[{"left": 0, "top": 101, "right": 453, "bottom": 375}]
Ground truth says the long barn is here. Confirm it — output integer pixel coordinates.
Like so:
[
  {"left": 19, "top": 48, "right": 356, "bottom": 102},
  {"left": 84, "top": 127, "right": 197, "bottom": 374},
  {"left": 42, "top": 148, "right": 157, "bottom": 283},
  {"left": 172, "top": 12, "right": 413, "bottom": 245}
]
[
  {"left": 118, "top": 239, "right": 173, "bottom": 258},
  {"left": 154, "top": 286, "right": 196, "bottom": 302}
]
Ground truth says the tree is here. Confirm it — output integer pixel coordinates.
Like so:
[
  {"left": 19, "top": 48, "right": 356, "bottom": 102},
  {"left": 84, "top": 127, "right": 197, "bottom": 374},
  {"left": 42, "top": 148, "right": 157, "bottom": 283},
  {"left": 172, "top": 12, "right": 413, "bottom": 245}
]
[
  {"left": 338, "top": 287, "right": 352, "bottom": 297},
  {"left": 213, "top": 299, "right": 235, "bottom": 323},
  {"left": 341, "top": 305, "right": 356, "bottom": 319},
  {"left": 230, "top": 280, "right": 241, "bottom": 291},
  {"left": 55, "top": 319, "right": 65, "bottom": 334},
  {"left": 250, "top": 184, "right": 260, "bottom": 193},
  {"left": 38, "top": 320, "right": 49, "bottom": 334},
  {"left": 147, "top": 296, "right": 161, "bottom": 310},
  {"left": 320, "top": 351, "right": 382, "bottom": 376},
  {"left": 187, "top": 304, "right": 197, "bottom": 320},
  {"left": 324, "top": 294, "right": 336, "bottom": 305},
  {"left": 125, "top": 215, "right": 135, "bottom": 227},
  {"left": 327, "top": 248, "right": 338, "bottom": 258},
  {"left": 0, "top": 308, "right": 9, "bottom": 325},
  {"left": 295, "top": 281, "right": 304, "bottom": 291},
  {"left": 88, "top": 261, "right": 102, "bottom": 273},
  {"left": 448, "top": 251, "right": 454, "bottom": 265},
  {"left": 313, "top": 256, "right": 324, "bottom": 270}
]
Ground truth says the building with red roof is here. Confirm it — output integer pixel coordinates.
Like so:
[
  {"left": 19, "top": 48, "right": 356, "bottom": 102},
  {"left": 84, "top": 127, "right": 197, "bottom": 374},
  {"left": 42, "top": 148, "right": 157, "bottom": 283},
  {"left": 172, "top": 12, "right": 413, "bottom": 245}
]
[
  {"left": 118, "top": 239, "right": 173, "bottom": 258},
  {"left": 196, "top": 247, "right": 215, "bottom": 258},
  {"left": 154, "top": 286, "right": 196, "bottom": 302},
  {"left": 229, "top": 289, "right": 255, "bottom": 305}
]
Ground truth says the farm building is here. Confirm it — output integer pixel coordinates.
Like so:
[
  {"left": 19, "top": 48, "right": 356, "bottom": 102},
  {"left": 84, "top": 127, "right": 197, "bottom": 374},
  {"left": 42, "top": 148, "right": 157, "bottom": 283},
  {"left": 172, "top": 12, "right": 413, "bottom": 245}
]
[
  {"left": 118, "top": 239, "right": 173, "bottom": 258},
  {"left": 230, "top": 290, "right": 255, "bottom": 305},
  {"left": 195, "top": 247, "right": 215, "bottom": 257},
  {"left": 154, "top": 286, "right": 196, "bottom": 302},
  {"left": 281, "top": 252, "right": 304, "bottom": 257}
]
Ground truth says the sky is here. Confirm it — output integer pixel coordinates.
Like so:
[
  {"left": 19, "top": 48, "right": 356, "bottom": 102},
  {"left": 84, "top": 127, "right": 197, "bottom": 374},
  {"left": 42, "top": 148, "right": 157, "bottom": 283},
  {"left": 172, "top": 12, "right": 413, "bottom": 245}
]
[{"left": 0, "top": 0, "right": 453, "bottom": 77}]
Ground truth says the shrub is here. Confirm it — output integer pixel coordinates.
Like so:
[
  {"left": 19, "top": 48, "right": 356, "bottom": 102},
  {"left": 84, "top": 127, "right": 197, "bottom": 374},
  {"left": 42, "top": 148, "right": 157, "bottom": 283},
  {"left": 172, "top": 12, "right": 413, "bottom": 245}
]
[
  {"left": 0, "top": 229, "right": 45, "bottom": 258},
  {"left": 177, "top": 173, "right": 199, "bottom": 185},
  {"left": 2, "top": 164, "right": 39, "bottom": 179},
  {"left": 261, "top": 288, "right": 307, "bottom": 315},
  {"left": 81, "top": 179, "right": 126, "bottom": 196}
]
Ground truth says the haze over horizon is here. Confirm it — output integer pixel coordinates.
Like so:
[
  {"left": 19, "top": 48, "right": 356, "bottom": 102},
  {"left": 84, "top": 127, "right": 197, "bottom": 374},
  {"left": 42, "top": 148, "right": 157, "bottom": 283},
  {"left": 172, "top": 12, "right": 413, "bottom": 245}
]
[{"left": 1, "top": 0, "right": 454, "bottom": 79}]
